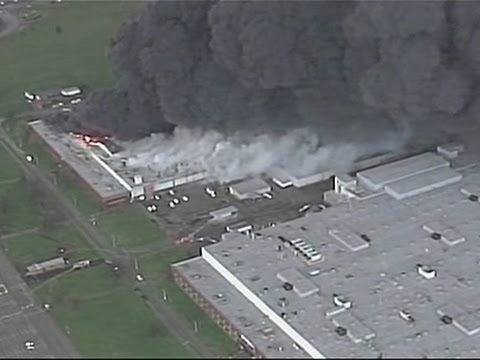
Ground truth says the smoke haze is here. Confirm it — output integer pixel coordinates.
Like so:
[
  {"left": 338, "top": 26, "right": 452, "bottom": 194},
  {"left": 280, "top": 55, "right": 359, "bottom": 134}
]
[{"left": 57, "top": 0, "right": 480, "bottom": 181}]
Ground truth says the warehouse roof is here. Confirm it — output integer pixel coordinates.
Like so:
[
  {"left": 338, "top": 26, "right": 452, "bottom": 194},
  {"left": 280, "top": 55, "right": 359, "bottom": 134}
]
[
  {"left": 184, "top": 159, "right": 480, "bottom": 358},
  {"left": 357, "top": 152, "right": 450, "bottom": 191},
  {"left": 173, "top": 257, "right": 307, "bottom": 358},
  {"left": 384, "top": 166, "right": 462, "bottom": 200},
  {"left": 229, "top": 178, "right": 271, "bottom": 196},
  {"left": 29, "top": 120, "right": 128, "bottom": 200}
]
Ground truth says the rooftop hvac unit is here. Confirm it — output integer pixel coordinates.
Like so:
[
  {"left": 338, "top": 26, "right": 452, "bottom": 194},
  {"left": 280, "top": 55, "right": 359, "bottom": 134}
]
[
  {"left": 133, "top": 174, "right": 143, "bottom": 185},
  {"left": 333, "top": 294, "right": 352, "bottom": 309},
  {"left": 278, "top": 297, "right": 289, "bottom": 308},
  {"left": 417, "top": 264, "right": 437, "bottom": 279},
  {"left": 283, "top": 282, "right": 294, "bottom": 291},
  {"left": 291, "top": 238, "right": 304, "bottom": 245},
  {"left": 399, "top": 310, "right": 415, "bottom": 322}
]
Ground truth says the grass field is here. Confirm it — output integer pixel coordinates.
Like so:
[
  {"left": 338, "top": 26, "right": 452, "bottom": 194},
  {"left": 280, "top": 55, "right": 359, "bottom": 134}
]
[
  {"left": 5, "top": 224, "right": 97, "bottom": 265},
  {"left": 140, "top": 248, "right": 240, "bottom": 357},
  {"left": 0, "top": 143, "right": 23, "bottom": 182},
  {"left": 0, "top": 1, "right": 142, "bottom": 117},
  {"left": 37, "top": 267, "right": 193, "bottom": 358},
  {"left": 0, "top": 179, "right": 42, "bottom": 232},
  {"left": 55, "top": 167, "right": 104, "bottom": 215},
  {"left": 97, "top": 206, "right": 167, "bottom": 250}
]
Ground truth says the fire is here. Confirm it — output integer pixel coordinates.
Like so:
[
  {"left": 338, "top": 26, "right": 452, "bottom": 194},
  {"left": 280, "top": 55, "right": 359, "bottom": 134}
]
[{"left": 71, "top": 133, "right": 109, "bottom": 147}]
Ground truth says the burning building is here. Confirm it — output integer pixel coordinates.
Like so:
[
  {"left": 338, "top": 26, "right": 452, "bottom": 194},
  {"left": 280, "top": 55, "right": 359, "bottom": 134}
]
[
  {"left": 47, "top": 0, "right": 480, "bottom": 185},
  {"left": 29, "top": 119, "right": 207, "bottom": 206}
]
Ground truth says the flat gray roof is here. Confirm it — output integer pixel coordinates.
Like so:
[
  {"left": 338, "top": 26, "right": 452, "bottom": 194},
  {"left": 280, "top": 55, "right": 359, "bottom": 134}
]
[
  {"left": 29, "top": 120, "right": 128, "bottom": 199},
  {"left": 384, "top": 166, "right": 462, "bottom": 200},
  {"left": 229, "top": 178, "right": 271, "bottom": 196},
  {"left": 173, "top": 257, "right": 306, "bottom": 358},
  {"left": 181, "top": 159, "right": 480, "bottom": 358},
  {"left": 29, "top": 120, "right": 206, "bottom": 199},
  {"left": 357, "top": 152, "right": 450, "bottom": 190}
]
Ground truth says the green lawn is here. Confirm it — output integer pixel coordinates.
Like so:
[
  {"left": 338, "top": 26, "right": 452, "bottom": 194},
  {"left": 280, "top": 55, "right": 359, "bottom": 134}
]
[
  {"left": 140, "top": 249, "right": 239, "bottom": 357},
  {"left": 0, "top": 179, "right": 42, "bottom": 233},
  {"left": 0, "top": 143, "right": 23, "bottom": 182},
  {"left": 97, "top": 206, "right": 166, "bottom": 250},
  {"left": 0, "top": 1, "right": 142, "bottom": 117},
  {"left": 5, "top": 224, "right": 96, "bottom": 265},
  {"left": 55, "top": 167, "right": 104, "bottom": 215},
  {"left": 37, "top": 269, "right": 193, "bottom": 358}
]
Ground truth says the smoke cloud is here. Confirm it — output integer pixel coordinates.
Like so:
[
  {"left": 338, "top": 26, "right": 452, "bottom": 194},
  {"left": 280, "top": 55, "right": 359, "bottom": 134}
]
[
  {"left": 55, "top": 0, "right": 480, "bottom": 181},
  {"left": 116, "top": 126, "right": 408, "bottom": 183}
]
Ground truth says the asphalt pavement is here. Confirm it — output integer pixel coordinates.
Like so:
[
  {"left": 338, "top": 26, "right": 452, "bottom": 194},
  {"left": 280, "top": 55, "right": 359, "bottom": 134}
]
[{"left": 0, "top": 247, "right": 80, "bottom": 358}]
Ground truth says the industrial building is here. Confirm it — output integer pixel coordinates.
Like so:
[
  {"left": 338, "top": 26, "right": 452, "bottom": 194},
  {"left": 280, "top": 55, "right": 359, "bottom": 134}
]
[
  {"left": 228, "top": 178, "right": 272, "bottom": 200},
  {"left": 172, "top": 145, "right": 480, "bottom": 358},
  {"left": 28, "top": 120, "right": 207, "bottom": 205},
  {"left": 269, "top": 150, "right": 421, "bottom": 190}
]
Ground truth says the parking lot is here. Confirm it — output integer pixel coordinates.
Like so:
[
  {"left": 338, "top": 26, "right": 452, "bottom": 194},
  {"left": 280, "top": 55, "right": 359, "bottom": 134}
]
[
  {"left": 141, "top": 177, "right": 333, "bottom": 243},
  {"left": 0, "top": 250, "right": 78, "bottom": 358}
]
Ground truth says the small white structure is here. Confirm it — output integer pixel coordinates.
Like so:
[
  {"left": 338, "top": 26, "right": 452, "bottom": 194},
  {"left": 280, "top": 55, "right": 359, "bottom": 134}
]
[
  {"left": 133, "top": 174, "right": 143, "bottom": 185},
  {"left": 226, "top": 221, "right": 252, "bottom": 234},
  {"left": 334, "top": 174, "right": 357, "bottom": 194},
  {"left": 60, "top": 86, "right": 82, "bottom": 97},
  {"left": 73, "top": 260, "right": 91, "bottom": 270},
  {"left": 417, "top": 265, "right": 437, "bottom": 279},
  {"left": 437, "top": 143, "right": 465, "bottom": 159},
  {"left": 228, "top": 178, "right": 271, "bottom": 200}
]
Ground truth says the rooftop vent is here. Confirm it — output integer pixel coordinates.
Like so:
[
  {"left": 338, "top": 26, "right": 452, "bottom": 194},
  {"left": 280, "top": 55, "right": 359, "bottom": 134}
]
[
  {"left": 399, "top": 310, "right": 415, "bottom": 323},
  {"left": 335, "top": 326, "right": 347, "bottom": 336},
  {"left": 250, "top": 275, "right": 261, "bottom": 282},
  {"left": 283, "top": 282, "right": 294, "bottom": 291},
  {"left": 360, "top": 234, "right": 371, "bottom": 243},
  {"left": 417, "top": 264, "right": 437, "bottom": 279},
  {"left": 281, "top": 312, "right": 287, "bottom": 319},
  {"left": 441, "top": 315, "right": 453, "bottom": 325},
  {"left": 333, "top": 294, "right": 352, "bottom": 309},
  {"left": 278, "top": 297, "right": 289, "bottom": 308}
]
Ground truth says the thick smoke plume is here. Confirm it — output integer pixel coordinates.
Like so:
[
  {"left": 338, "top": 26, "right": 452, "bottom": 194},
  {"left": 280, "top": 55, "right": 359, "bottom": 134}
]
[
  {"left": 57, "top": 0, "right": 480, "bottom": 181},
  {"left": 117, "top": 126, "right": 407, "bottom": 182}
]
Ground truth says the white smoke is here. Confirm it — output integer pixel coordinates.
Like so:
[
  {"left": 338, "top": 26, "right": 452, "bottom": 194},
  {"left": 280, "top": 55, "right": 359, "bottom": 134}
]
[{"left": 114, "top": 126, "right": 408, "bottom": 183}]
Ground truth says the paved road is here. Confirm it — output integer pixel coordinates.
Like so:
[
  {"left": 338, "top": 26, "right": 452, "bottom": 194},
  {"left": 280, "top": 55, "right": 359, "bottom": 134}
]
[
  {"left": 0, "top": 246, "right": 80, "bottom": 358},
  {"left": 0, "top": 8, "right": 20, "bottom": 39},
  {"left": 0, "top": 124, "right": 217, "bottom": 358}
]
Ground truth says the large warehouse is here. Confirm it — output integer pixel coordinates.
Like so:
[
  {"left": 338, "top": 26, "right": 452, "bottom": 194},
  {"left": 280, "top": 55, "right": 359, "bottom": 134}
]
[
  {"left": 172, "top": 146, "right": 480, "bottom": 358},
  {"left": 29, "top": 120, "right": 206, "bottom": 205}
]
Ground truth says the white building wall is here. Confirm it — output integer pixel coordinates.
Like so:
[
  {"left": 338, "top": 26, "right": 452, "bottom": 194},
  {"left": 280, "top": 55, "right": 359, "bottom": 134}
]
[
  {"left": 202, "top": 248, "right": 325, "bottom": 359},
  {"left": 291, "top": 170, "right": 333, "bottom": 188},
  {"left": 89, "top": 151, "right": 133, "bottom": 192}
]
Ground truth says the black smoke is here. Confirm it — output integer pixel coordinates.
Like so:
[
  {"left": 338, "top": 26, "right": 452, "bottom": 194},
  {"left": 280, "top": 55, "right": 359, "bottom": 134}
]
[{"left": 58, "top": 0, "right": 480, "bottom": 149}]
